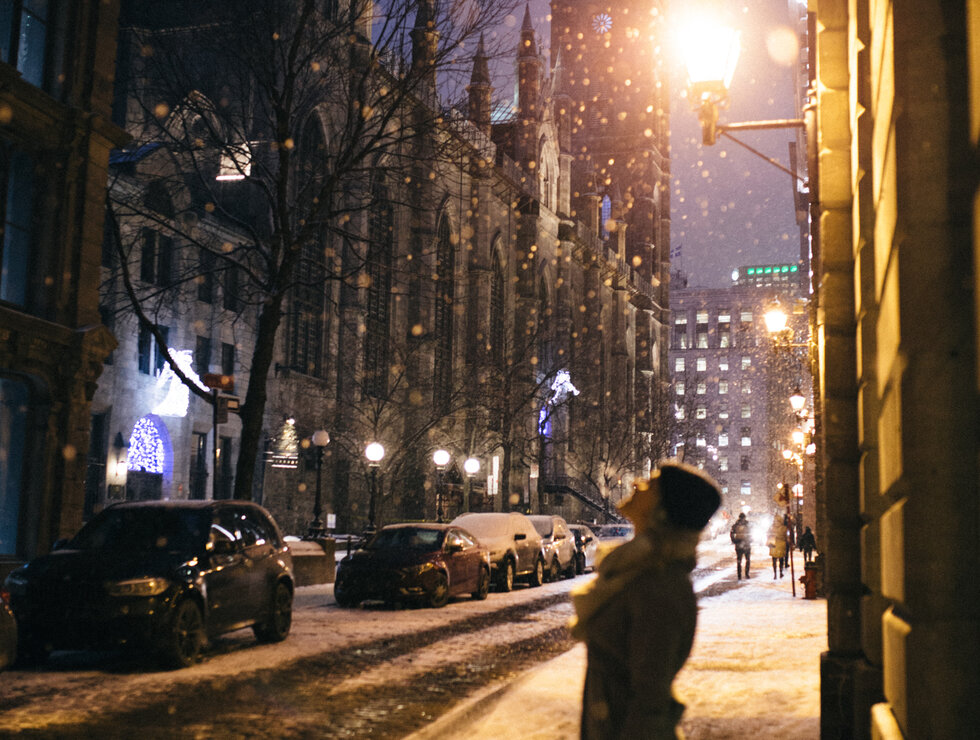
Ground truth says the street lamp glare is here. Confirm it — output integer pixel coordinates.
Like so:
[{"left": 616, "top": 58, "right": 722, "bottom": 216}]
[
  {"left": 764, "top": 300, "right": 788, "bottom": 333},
  {"left": 789, "top": 388, "right": 807, "bottom": 412},
  {"left": 433, "top": 449, "right": 450, "bottom": 468},
  {"left": 311, "top": 429, "right": 330, "bottom": 447},
  {"left": 682, "top": 22, "right": 740, "bottom": 94},
  {"left": 365, "top": 441, "right": 385, "bottom": 463},
  {"left": 463, "top": 457, "right": 480, "bottom": 476}
]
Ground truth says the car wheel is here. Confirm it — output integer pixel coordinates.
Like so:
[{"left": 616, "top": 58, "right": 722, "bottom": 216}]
[
  {"left": 160, "top": 599, "right": 205, "bottom": 669},
  {"left": 15, "top": 631, "right": 50, "bottom": 667},
  {"left": 497, "top": 559, "right": 515, "bottom": 592},
  {"left": 334, "top": 578, "right": 358, "bottom": 608},
  {"left": 427, "top": 572, "right": 450, "bottom": 608},
  {"left": 564, "top": 558, "right": 577, "bottom": 579},
  {"left": 528, "top": 557, "right": 545, "bottom": 587},
  {"left": 253, "top": 582, "right": 292, "bottom": 643},
  {"left": 473, "top": 566, "right": 490, "bottom": 601},
  {"left": 548, "top": 558, "right": 560, "bottom": 583}
]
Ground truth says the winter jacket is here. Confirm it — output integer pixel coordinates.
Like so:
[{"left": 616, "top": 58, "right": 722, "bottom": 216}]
[
  {"left": 571, "top": 526, "right": 699, "bottom": 740},
  {"left": 730, "top": 519, "right": 751, "bottom": 552},
  {"left": 799, "top": 530, "right": 817, "bottom": 551}
]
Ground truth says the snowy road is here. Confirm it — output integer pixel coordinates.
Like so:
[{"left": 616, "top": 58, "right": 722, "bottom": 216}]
[{"left": 0, "top": 539, "right": 739, "bottom": 738}]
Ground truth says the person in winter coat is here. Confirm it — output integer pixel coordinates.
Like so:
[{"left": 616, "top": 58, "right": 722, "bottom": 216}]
[
  {"left": 768, "top": 516, "right": 788, "bottom": 579},
  {"left": 798, "top": 526, "right": 817, "bottom": 563},
  {"left": 730, "top": 512, "right": 752, "bottom": 579},
  {"left": 570, "top": 461, "right": 721, "bottom": 740}
]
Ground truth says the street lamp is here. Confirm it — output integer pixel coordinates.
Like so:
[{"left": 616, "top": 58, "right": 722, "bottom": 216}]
[
  {"left": 365, "top": 441, "right": 385, "bottom": 533},
  {"left": 789, "top": 385, "right": 807, "bottom": 414},
  {"left": 433, "top": 449, "right": 450, "bottom": 523},
  {"left": 462, "top": 456, "right": 480, "bottom": 513},
  {"left": 307, "top": 429, "right": 330, "bottom": 538},
  {"left": 764, "top": 299, "right": 789, "bottom": 334},
  {"left": 682, "top": 20, "right": 809, "bottom": 171}
]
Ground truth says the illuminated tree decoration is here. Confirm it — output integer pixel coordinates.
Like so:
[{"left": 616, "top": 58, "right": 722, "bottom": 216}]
[
  {"left": 128, "top": 416, "right": 165, "bottom": 474},
  {"left": 153, "top": 349, "right": 208, "bottom": 418}
]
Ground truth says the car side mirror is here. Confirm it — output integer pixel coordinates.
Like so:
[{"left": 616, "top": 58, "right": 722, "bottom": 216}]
[
  {"left": 514, "top": 533, "right": 526, "bottom": 541},
  {"left": 447, "top": 543, "right": 463, "bottom": 554}
]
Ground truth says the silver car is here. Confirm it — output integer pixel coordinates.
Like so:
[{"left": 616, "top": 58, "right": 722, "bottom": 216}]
[
  {"left": 527, "top": 515, "right": 577, "bottom": 581},
  {"left": 568, "top": 524, "right": 599, "bottom": 574}
]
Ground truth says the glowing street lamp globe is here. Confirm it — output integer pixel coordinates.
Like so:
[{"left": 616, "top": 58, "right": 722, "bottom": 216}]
[
  {"left": 433, "top": 449, "right": 450, "bottom": 468},
  {"left": 365, "top": 441, "right": 385, "bottom": 464},
  {"left": 463, "top": 457, "right": 481, "bottom": 476}
]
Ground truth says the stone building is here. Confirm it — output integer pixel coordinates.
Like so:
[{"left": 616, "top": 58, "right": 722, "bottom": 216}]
[
  {"left": 668, "top": 265, "right": 813, "bottom": 530},
  {"left": 809, "top": 0, "right": 980, "bottom": 737},
  {"left": 0, "top": 1, "right": 126, "bottom": 574},
  {"left": 88, "top": 1, "right": 673, "bottom": 538}
]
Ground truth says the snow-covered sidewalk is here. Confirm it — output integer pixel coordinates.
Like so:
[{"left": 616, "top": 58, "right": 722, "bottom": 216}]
[{"left": 410, "top": 548, "right": 825, "bottom": 739}]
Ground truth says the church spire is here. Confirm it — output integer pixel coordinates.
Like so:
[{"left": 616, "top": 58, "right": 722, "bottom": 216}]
[{"left": 468, "top": 34, "right": 492, "bottom": 138}]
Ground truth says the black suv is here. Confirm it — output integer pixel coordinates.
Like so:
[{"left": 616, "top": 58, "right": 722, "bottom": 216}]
[{"left": 4, "top": 500, "right": 294, "bottom": 669}]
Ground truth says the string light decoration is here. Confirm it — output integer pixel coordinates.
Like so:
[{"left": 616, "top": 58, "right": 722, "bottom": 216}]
[{"left": 127, "top": 416, "right": 165, "bottom": 474}]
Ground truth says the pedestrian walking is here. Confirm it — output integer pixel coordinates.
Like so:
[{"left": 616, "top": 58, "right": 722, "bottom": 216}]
[
  {"left": 730, "top": 512, "right": 752, "bottom": 579},
  {"left": 570, "top": 461, "right": 721, "bottom": 740},
  {"left": 799, "top": 526, "right": 817, "bottom": 563},
  {"left": 768, "top": 515, "right": 788, "bottom": 579}
]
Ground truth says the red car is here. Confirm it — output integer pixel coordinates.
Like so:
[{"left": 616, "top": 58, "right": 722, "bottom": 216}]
[{"left": 334, "top": 523, "right": 491, "bottom": 608}]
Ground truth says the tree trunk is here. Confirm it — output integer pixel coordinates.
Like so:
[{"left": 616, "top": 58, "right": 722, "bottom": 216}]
[{"left": 234, "top": 296, "right": 286, "bottom": 500}]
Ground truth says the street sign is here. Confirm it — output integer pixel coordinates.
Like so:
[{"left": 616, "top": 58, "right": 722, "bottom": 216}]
[{"left": 202, "top": 373, "right": 235, "bottom": 392}]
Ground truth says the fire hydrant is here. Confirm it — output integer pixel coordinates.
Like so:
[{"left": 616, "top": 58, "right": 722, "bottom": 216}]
[{"left": 800, "top": 564, "right": 818, "bottom": 600}]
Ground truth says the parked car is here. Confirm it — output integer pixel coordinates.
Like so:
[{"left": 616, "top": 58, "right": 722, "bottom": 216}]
[
  {"left": 527, "top": 515, "right": 577, "bottom": 581},
  {"left": 595, "top": 522, "right": 635, "bottom": 547},
  {"left": 0, "top": 589, "right": 16, "bottom": 670},
  {"left": 568, "top": 523, "right": 599, "bottom": 574},
  {"left": 3, "top": 500, "right": 294, "bottom": 669},
  {"left": 334, "top": 523, "right": 490, "bottom": 608},
  {"left": 450, "top": 512, "right": 545, "bottom": 592}
]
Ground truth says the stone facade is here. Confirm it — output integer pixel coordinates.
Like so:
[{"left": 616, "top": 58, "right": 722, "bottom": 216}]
[
  {"left": 0, "top": 1, "right": 127, "bottom": 574},
  {"left": 85, "top": 3, "right": 673, "bottom": 540},
  {"left": 811, "top": 0, "right": 980, "bottom": 737}
]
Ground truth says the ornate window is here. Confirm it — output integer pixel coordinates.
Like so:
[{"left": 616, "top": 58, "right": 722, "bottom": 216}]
[
  {"left": 433, "top": 214, "right": 454, "bottom": 410},
  {"left": 363, "top": 182, "right": 393, "bottom": 396}
]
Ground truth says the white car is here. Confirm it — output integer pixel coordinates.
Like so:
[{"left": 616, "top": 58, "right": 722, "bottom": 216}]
[
  {"left": 451, "top": 513, "right": 546, "bottom": 592},
  {"left": 527, "top": 515, "right": 577, "bottom": 581}
]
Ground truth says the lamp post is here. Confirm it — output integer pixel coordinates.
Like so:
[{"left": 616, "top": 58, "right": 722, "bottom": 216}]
[
  {"left": 682, "top": 21, "right": 809, "bottom": 174},
  {"left": 433, "top": 449, "right": 450, "bottom": 522},
  {"left": 308, "top": 429, "right": 330, "bottom": 538},
  {"left": 462, "top": 456, "right": 480, "bottom": 513},
  {"left": 365, "top": 441, "right": 385, "bottom": 533}
]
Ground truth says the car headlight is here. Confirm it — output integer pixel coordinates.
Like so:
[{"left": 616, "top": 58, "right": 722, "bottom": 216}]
[{"left": 105, "top": 577, "right": 171, "bottom": 597}]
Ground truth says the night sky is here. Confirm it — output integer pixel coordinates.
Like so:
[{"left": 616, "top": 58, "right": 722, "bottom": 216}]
[{"left": 517, "top": 0, "right": 805, "bottom": 289}]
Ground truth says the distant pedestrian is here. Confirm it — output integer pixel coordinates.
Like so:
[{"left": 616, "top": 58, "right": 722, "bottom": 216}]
[
  {"left": 570, "top": 461, "right": 721, "bottom": 740},
  {"left": 768, "top": 516, "right": 788, "bottom": 579},
  {"left": 799, "top": 526, "right": 817, "bottom": 563},
  {"left": 730, "top": 512, "right": 752, "bottom": 579}
]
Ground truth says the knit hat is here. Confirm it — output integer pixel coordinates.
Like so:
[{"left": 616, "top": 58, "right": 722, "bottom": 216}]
[{"left": 655, "top": 462, "right": 722, "bottom": 530}]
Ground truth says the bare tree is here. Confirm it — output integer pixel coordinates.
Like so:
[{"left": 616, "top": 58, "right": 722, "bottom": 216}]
[{"left": 103, "top": 0, "right": 521, "bottom": 499}]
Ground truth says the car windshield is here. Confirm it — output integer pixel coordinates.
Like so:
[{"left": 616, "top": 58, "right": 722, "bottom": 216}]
[
  {"left": 70, "top": 507, "right": 211, "bottom": 553},
  {"left": 366, "top": 527, "right": 443, "bottom": 551},
  {"left": 528, "top": 517, "right": 553, "bottom": 538},
  {"left": 452, "top": 515, "right": 509, "bottom": 538}
]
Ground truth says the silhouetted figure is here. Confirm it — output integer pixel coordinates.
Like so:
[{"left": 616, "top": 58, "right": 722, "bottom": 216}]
[
  {"left": 571, "top": 462, "right": 721, "bottom": 740},
  {"left": 799, "top": 526, "right": 817, "bottom": 563},
  {"left": 730, "top": 512, "right": 752, "bottom": 579}
]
